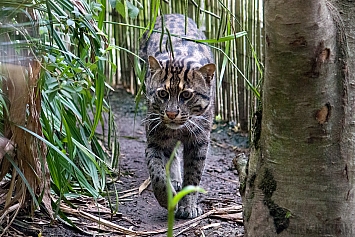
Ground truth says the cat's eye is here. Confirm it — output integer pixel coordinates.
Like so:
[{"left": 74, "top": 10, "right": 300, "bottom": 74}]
[
  {"left": 157, "top": 89, "right": 169, "bottom": 99},
  {"left": 180, "top": 90, "right": 193, "bottom": 100}
]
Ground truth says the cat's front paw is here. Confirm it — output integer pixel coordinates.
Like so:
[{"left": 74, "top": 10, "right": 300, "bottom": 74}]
[
  {"left": 171, "top": 180, "right": 182, "bottom": 193},
  {"left": 175, "top": 204, "right": 203, "bottom": 219}
]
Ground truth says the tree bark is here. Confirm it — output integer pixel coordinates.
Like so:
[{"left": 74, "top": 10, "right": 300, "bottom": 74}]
[{"left": 241, "top": 0, "right": 355, "bottom": 236}]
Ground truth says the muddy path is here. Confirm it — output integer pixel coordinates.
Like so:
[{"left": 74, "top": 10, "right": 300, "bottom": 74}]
[{"left": 111, "top": 87, "right": 247, "bottom": 236}]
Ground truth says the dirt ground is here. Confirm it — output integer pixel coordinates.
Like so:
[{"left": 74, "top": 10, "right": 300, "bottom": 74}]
[
  {"left": 11, "top": 87, "right": 247, "bottom": 237},
  {"left": 109, "top": 87, "right": 247, "bottom": 236}
]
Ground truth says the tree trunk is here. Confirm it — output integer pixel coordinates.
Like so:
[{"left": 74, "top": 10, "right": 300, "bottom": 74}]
[{"left": 241, "top": 0, "right": 355, "bottom": 236}]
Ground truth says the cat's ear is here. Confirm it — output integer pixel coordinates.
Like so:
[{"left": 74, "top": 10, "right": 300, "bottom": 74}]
[
  {"left": 148, "top": 56, "right": 162, "bottom": 73},
  {"left": 198, "top": 63, "right": 216, "bottom": 83}
]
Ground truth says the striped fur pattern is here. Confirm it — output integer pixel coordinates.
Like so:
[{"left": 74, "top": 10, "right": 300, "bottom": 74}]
[{"left": 140, "top": 14, "right": 216, "bottom": 219}]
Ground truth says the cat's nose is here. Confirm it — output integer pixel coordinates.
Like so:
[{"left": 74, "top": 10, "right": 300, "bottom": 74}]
[{"left": 166, "top": 110, "right": 179, "bottom": 119}]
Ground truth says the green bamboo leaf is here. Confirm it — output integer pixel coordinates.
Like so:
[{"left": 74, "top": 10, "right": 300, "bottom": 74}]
[
  {"left": 219, "top": 40, "right": 230, "bottom": 89},
  {"left": 108, "top": 0, "right": 116, "bottom": 8},
  {"left": 170, "top": 186, "right": 206, "bottom": 210},
  {"left": 184, "top": 0, "right": 188, "bottom": 35},
  {"left": 48, "top": 54, "right": 56, "bottom": 63},
  {"left": 89, "top": 62, "right": 105, "bottom": 139},
  {"left": 126, "top": 1, "right": 139, "bottom": 19},
  {"left": 134, "top": 56, "right": 146, "bottom": 115},
  {"left": 104, "top": 21, "right": 147, "bottom": 31},
  {"left": 41, "top": 110, "right": 62, "bottom": 191},
  {"left": 194, "top": 32, "right": 247, "bottom": 44},
  {"left": 216, "top": 9, "right": 224, "bottom": 40},
  {"left": 18, "top": 125, "right": 99, "bottom": 198},
  {"left": 219, "top": 15, "right": 231, "bottom": 89},
  {"left": 209, "top": 44, "right": 260, "bottom": 99},
  {"left": 61, "top": 109, "right": 75, "bottom": 161},
  {"left": 0, "top": 93, "right": 9, "bottom": 116},
  {"left": 77, "top": 150, "right": 101, "bottom": 191},
  {"left": 98, "top": 0, "right": 106, "bottom": 30},
  {"left": 148, "top": 0, "right": 160, "bottom": 36},
  {"left": 58, "top": 94, "right": 82, "bottom": 121},
  {"left": 6, "top": 155, "right": 40, "bottom": 208},
  {"left": 66, "top": 19, "right": 75, "bottom": 27},
  {"left": 56, "top": 0, "right": 73, "bottom": 12},
  {"left": 108, "top": 45, "right": 145, "bottom": 63},
  {"left": 115, "top": 0, "right": 126, "bottom": 18},
  {"left": 165, "top": 27, "right": 174, "bottom": 59},
  {"left": 159, "top": 13, "right": 165, "bottom": 53}
]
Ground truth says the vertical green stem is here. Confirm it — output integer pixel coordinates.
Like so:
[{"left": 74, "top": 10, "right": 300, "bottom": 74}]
[{"left": 166, "top": 141, "right": 181, "bottom": 237}]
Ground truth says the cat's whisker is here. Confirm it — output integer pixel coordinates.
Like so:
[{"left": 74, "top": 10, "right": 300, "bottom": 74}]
[
  {"left": 186, "top": 123, "right": 201, "bottom": 143},
  {"left": 183, "top": 122, "right": 197, "bottom": 139},
  {"left": 147, "top": 121, "right": 162, "bottom": 136},
  {"left": 142, "top": 116, "right": 160, "bottom": 124},
  {"left": 187, "top": 120, "right": 208, "bottom": 143},
  {"left": 142, "top": 113, "right": 161, "bottom": 124},
  {"left": 194, "top": 116, "right": 210, "bottom": 123},
  {"left": 188, "top": 119, "right": 206, "bottom": 134},
  {"left": 145, "top": 112, "right": 161, "bottom": 117}
]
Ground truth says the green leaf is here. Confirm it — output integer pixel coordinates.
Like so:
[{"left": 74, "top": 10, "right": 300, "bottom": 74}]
[
  {"left": 3, "top": 0, "right": 119, "bottom": 217},
  {"left": 218, "top": 16, "right": 231, "bottom": 89},
  {"left": 126, "top": 1, "right": 139, "bottom": 19},
  {"left": 170, "top": 186, "right": 206, "bottom": 210},
  {"left": 72, "top": 6, "right": 80, "bottom": 17},
  {"left": 48, "top": 54, "right": 56, "bottom": 63},
  {"left": 18, "top": 125, "right": 99, "bottom": 198},
  {"left": 39, "top": 26, "right": 48, "bottom": 35},
  {"left": 115, "top": 0, "right": 126, "bottom": 18},
  {"left": 66, "top": 18, "right": 75, "bottom": 27},
  {"left": 6, "top": 155, "right": 40, "bottom": 208},
  {"left": 194, "top": 32, "right": 247, "bottom": 44},
  {"left": 108, "top": 0, "right": 116, "bottom": 8},
  {"left": 97, "top": 0, "right": 105, "bottom": 30},
  {"left": 89, "top": 61, "right": 105, "bottom": 139},
  {"left": 84, "top": 14, "right": 93, "bottom": 20},
  {"left": 96, "top": 56, "right": 107, "bottom": 61},
  {"left": 61, "top": 110, "right": 75, "bottom": 161}
]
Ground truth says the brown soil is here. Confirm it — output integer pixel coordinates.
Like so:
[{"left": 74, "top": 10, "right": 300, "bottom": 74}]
[{"left": 12, "top": 87, "right": 246, "bottom": 237}]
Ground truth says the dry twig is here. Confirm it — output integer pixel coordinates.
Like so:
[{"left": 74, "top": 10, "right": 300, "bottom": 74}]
[{"left": 59, "top": 203, "right": 242, "bottom": 236}]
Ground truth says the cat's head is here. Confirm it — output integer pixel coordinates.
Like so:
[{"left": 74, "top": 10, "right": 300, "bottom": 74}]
[{"left": 145, "top": 55, "right": 216, "bottom": 130}]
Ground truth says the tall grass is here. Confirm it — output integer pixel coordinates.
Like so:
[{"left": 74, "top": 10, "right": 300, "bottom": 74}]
[
  {"left": 0, "top": 0, "right": 119, "bottom": 227},
  {"left": 40, "top": 0, "right": 120, "bottom": 199}
]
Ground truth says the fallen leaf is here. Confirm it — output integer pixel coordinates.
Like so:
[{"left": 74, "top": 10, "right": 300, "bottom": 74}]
[
  {"left": 139, "top": 178, "right": 151, "bottom": 195},
  {"left": 201, "top": 222, "right": 221, "bottom": 229},
  {"left": 211, "top": 212, "right": 243, "bottom": 223}
]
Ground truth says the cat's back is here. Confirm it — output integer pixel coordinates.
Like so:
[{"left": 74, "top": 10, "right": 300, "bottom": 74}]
[
  {"left": 140, "top": 14, "right": 213, "bottom": 64},
  {"left": 153, "top": 14, "right": 205, "bottom": 39}
]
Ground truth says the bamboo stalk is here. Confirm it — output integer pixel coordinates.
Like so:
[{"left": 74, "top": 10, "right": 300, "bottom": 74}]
[{"left": 109, "top": 0, "right": 264, "bottom": 130}]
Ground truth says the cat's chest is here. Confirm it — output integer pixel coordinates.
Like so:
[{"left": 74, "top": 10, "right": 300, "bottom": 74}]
[{"left": 149, "top": 125, "right": 190, "bottom": 142}]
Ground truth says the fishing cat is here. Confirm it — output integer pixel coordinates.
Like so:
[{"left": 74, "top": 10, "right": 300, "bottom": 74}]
[{"left": 140, "top": 14, "right": 216, "bottom": 219}]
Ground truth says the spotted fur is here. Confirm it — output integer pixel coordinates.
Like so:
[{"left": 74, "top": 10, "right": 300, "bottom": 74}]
[{"left": 140, "top": 14, "right": 216, "bottom": 219}]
